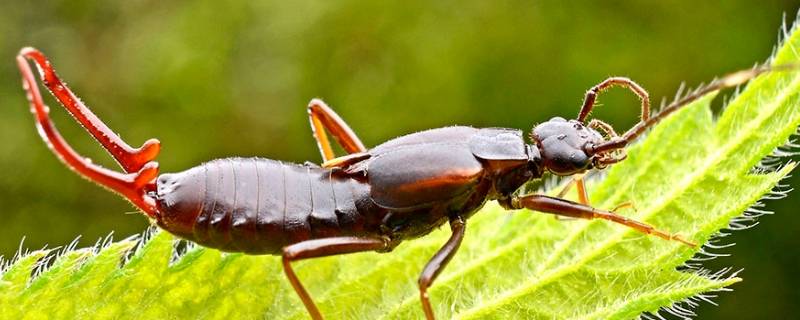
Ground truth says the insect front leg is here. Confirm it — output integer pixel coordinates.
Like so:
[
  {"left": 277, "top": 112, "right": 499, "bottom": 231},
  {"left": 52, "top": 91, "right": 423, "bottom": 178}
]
[
  {"left": 555, "top": 177, "right": 634, "bottom": 215},
  {"left": 552, "top": 176, "right": 592, "bottom": 221},
  {"left": 307, "top": 99, "right": 366, "bottom": 162},
  {"left": 511, "top": 194, "right": 695, "bottom": 247},
  {"left": 282, "top": 236, "right": 392, "bottom": 320},
  {"left": 555, "top": 175, "right": 590, "bottom": 205},
  {"left": 418, "top": 216, "right": 466, "bottom": 320}
]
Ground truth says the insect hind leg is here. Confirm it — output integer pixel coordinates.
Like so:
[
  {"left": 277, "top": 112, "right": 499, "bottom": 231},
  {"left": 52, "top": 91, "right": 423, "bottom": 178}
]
[
  {"left": 307, "top": 98, "right": 366, "bottom": 162},
  {"left": 282, "top": 236, "right": 391, "bottom": 320}
]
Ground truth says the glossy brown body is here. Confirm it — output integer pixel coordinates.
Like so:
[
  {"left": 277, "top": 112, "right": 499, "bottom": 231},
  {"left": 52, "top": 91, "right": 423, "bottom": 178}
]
[
  {"left": 154, "top": 126, "right": 539, "bottom": 254},
  {"left": 155, "top": 158, "right": 378, "bottom": 254},
  {"left": 22, "top": 47, "right": 750, "bottom": 320}
]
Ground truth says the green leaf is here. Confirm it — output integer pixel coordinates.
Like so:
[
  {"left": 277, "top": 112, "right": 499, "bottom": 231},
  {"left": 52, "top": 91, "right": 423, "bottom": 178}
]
[{"left": 4, "top": 18, "right": 800, "bottom": 320}]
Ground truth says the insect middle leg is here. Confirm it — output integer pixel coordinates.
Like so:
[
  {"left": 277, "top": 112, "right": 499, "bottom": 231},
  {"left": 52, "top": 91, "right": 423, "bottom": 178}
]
[
  {"left": 307, "top": 99, "right": 366, "bottom": 162},
  {"left": 282, "top": 236, "right": 392, "bottom": 320},
  {"left": 512, "top": 194, "right": 695, "bottom": 247},
  {"left": 418, "top": 217, "right": 466, "bottom": 320}
]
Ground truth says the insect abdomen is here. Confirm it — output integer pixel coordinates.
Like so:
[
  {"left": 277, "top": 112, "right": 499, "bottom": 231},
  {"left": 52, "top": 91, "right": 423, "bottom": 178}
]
[{"left": 155, "top": 158, "right": 373, "bottom": 255}]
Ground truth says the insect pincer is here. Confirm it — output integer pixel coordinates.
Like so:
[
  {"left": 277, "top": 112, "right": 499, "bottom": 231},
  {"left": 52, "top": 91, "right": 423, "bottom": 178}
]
[{"left": 531, "top": 117, "right": 604, "bottom": 176}]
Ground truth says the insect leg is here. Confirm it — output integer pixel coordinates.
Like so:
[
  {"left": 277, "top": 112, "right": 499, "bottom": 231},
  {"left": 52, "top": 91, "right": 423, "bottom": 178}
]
[
  {"left": 282, "top": 236, "right": 391, "bottom": 320},
  {"left": 307, "top": 99, "right": 366, "bottom": 162},
  {"left": 512, "top": 194, "right": 696, "bottom": 247},
  {"left": 17, "top": 47, "right": 160, "bottom": 173},
  {"left": 16, "top": 48, "right": 158, "bottom": 217},
  {"left": 553, "top": 177, "right": 590, "bottom": 221},
  {"left": 577, "top": 77, "right": 651, "bottom": 123},
  {"left": 556, "top": 176, "right": 590, "bottom": 205},
  {"left": 555, "top": 178, "right": 636, "bottom": 221},
  {"left": 555, "top": 178, "right": 576, "bottom": 199},
  {"left": 418, "top": 217, "right": 465, "bottom": 320}
]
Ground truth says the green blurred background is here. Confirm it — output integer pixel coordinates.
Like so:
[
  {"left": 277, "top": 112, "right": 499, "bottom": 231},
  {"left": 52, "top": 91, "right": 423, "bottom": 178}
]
[{"left": 1, "top": 1, "right": 798, "bottom": 318}]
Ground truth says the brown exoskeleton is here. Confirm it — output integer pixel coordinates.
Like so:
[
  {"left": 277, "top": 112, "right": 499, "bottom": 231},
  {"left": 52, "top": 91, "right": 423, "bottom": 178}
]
[{"left": 16, "top": 47, "right": 774, "bottom": 319}]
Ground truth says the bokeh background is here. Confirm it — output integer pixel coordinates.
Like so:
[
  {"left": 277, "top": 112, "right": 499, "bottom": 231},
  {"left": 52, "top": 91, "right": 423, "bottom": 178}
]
[{"left": 1, "top": 1, "right": 798, "bottom": 319}]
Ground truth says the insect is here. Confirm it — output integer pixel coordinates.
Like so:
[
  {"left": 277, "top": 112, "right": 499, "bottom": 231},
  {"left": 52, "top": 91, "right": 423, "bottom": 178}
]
[{"left": 16, "top": 47, "right": 774, "bottom": 319}]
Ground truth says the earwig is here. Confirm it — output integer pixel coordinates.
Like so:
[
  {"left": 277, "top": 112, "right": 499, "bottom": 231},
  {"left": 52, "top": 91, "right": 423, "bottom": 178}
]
[{"left": 16, "top": 47, "right": 779, "bottom": 319}]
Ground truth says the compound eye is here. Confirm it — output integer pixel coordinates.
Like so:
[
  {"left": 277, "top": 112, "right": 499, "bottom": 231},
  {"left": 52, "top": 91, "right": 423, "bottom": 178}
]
[
  {"left": 564, "top": 149, "right": 590, "bottom": 170},
  {"left": 541, "top": 138, "right": 591, "bottom": 175}
]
